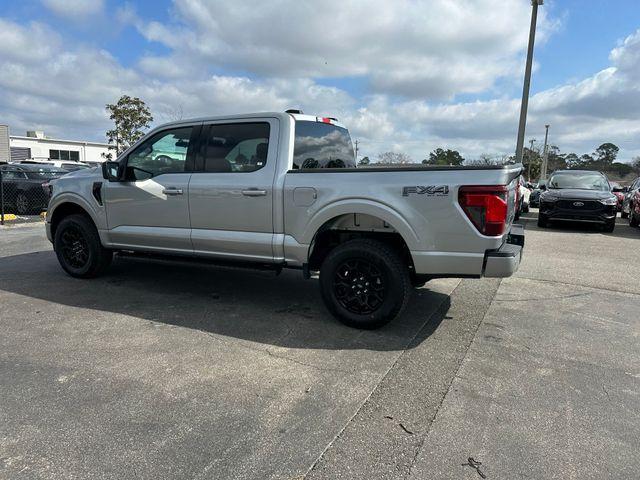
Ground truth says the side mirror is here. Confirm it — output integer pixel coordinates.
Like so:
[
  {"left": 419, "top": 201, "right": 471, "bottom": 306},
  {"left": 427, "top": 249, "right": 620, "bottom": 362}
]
[{"left": 102, "top": 161, "right": 122, "bottom": 181}]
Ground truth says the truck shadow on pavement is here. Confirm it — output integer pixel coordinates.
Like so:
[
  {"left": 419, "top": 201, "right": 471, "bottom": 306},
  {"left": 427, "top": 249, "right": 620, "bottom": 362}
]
[{"left": 0, "top": 251, "right": 451, "bottom": 352}]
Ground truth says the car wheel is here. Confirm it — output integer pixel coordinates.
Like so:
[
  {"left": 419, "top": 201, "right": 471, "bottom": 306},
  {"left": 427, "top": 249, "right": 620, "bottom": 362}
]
[
  {"left": 630, "top": 209, "right": 639, "bottom": 228},
  {"left": 319, "top": 239, "right": 411, "bottom": 329},
  {"left": 537, "top": 213, "right": 548, "bottom": 228},
  {"left": 522, "top": 202, "right": 529, "bottom": 213},
  {"left": 621, "top": 209, "right": 629, "bottom": 219},
  {"left": 54, "top": 214, "right": 113, "bottom": 278},
  {"left": 15, "top": 192, "right": 31, "bottom": 215},
  {"left": 603, "top": 219, "right": 615, "bottom": 233}
]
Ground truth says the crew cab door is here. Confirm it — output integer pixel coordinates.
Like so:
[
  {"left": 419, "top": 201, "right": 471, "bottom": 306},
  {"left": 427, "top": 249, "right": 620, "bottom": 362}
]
[
  {"left": 188, "top": 119, "right": 279, "bottom": 262},
  {"left": 103, "top": 125, "right": 199, "bottom": 253}
]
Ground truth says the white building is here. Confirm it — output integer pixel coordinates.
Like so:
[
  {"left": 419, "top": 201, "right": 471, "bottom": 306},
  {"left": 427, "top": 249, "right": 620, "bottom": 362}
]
[{"left": 8, "top": 130, "right": 111, "bottom": 164}]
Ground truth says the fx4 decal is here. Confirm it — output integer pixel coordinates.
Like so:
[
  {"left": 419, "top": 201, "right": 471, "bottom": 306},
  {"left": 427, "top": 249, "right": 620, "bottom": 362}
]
[{"left": 402, "top": 185, "right": 450, "bottom": 197}]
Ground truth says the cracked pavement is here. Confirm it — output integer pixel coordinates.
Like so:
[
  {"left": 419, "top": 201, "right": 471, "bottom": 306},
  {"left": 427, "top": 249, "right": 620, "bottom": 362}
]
[{"left": 1, "top": 212, "right": 638, "bottom": 479}]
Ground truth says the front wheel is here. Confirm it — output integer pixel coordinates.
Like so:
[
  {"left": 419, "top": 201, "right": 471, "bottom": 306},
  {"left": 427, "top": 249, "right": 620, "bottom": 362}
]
[
  {"left": 621, "top": 209, "right": 629, "bottom": 219},
  {"left": 319, "top": 239, "right": 411, "bottom": 329},
  {"left": 603, "top": 219, "right": 615, "bottom": 233},
  {"left": 537, "top": 214, "right": 548, "bottom": 228},
  {"left": 54, "top": 214, "right": 113, "bottom": 278},
  {"left": 630, "top": 209, "right": 639, "bottom": 228}
]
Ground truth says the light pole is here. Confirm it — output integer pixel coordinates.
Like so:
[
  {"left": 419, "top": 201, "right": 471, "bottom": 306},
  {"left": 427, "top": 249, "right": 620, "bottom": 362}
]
[
  {"left": 540, "top": 124, "right": 550, "bottom": 180},
  {"left": 515, "top": 0, "right": 543, "bottom": 164},
  {"left": 527, "top": 138, "right": 536, "bottom": 180}
]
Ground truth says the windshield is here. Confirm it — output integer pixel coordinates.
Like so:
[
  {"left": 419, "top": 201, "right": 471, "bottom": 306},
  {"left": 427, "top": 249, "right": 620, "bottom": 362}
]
[
  {"left": 548, "top": 172, "right": 609, "bottom": 191},
  {"left": 293, "top": 121, "right": 356, "bottom": 169}
]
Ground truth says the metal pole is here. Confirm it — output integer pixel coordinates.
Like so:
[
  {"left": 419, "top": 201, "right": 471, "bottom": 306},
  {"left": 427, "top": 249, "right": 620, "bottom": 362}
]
[
  {"left": 541, "top": 124, "right": 550, "bottom": 180},
  {"left": 515, "top": 0, "right": 542, "bottom": 164}
]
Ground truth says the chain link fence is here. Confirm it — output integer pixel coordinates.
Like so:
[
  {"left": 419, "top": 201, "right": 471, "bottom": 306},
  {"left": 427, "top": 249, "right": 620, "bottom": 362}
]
[{"left": 0, "top": 165, "right": 55, "bottom": 223}]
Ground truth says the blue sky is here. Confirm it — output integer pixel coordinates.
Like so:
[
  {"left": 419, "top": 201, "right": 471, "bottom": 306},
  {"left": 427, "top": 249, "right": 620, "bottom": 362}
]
[{"left": 1, "top": 0, "right": 639, "bottom": 160}]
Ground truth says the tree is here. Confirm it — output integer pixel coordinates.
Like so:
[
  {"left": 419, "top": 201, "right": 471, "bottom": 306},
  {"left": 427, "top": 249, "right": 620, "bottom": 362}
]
[
  {"left": 423, "top": 148, "right": 464, "bottom": 166},
  {"left": 632, "top": 157, "right": 640, "bottom": 175},
  {"left": 594, "top": 142, "right": 619, "bottom": 169},
  {"left": 546, "top": 145, "right": 567, "bottom": 172},
  {"left": 358, "top": 156, "right": 370, "bottom": 166},
  {"left": 104, "top": 95, "right": 153, "bottom": 159},
  {"left": 376, "top": 152, "right": 412, "bottom": 165},
  {"left": 564, "top": 153, "right": 580, "bottom": 169}
]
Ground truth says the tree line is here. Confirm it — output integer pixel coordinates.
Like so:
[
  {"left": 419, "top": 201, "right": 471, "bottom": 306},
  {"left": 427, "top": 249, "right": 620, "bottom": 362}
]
[{"left": 359, "top": 144, "right": 640, "bottom": 180}]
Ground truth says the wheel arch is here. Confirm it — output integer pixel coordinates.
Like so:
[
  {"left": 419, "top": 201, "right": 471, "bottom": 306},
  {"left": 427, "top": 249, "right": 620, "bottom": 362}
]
[{"left": 49, "top": 201, "right": 96, "bottom": 240}]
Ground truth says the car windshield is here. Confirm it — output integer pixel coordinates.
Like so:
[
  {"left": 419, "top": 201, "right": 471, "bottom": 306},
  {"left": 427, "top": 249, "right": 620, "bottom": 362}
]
[{"left": 548, "top": 173, "right": 609, "bottom": 191}]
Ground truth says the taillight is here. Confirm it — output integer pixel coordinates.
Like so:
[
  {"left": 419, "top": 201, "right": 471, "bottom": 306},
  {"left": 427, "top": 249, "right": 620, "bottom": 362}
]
[{"left": 458, "top": 185, "right": 509, "bottom": 236}]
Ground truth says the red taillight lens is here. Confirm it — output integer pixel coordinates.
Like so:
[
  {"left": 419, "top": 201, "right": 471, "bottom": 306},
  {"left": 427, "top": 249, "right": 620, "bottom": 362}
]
[{"left": 458, "top": 185, "right": 509, "bottom": 236}]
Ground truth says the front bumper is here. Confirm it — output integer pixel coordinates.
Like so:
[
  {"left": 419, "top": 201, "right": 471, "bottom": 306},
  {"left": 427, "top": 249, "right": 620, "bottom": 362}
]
[
  {"left": 483, "top": 224, "right": 524, "bottom": 278},
  {"left": 540, "top": 201, "right": 615, "bottom": 224}
]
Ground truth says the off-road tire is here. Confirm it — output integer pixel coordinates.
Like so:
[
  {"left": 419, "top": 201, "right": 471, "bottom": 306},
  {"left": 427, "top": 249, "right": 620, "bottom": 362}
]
[
  {"left": 319, "top": 239, "right": 411, "bottom": 329},
  {"left": 54, "top": 214, "right": 112, "bottom": 278}
]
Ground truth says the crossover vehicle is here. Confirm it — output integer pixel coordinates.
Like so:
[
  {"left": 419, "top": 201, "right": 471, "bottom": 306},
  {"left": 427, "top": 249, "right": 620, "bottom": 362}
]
[
  {"left": 46, "top": 111, "right": 524, "bottom": 329},
  {"left": 537, "top": 170, "right": 617, "bottom": 232},
  {"left": 1, "top": 164, "right": 68, "bottom": 214}
]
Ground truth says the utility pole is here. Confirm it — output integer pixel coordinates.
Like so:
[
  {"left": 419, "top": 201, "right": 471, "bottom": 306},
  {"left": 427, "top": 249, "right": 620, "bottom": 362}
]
[
  {"left": 540, "top": 124, "right": 550, "bottom": 180},
  {"left": 354, "top": 139, "right": 359, "bottom": 160},
  {"left": 515, "top": 0, "right": 543, "bottom": 164}
]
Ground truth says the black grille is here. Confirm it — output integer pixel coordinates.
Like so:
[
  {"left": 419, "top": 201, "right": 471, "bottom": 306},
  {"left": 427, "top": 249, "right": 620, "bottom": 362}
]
[{"left": 557, "top": 200, "right": 601, "bottom": 210}]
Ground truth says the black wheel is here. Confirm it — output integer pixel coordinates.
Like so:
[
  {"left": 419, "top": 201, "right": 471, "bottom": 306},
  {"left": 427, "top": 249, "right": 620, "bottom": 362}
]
[
  {"left": 54, "top": 214, "right": 112, "bottom": 278},
  {"left": 15, "top": 192, "right": 30, "bottom": 215},
  {"left": 621, "top": 209, "right": 629, "bottom": 219},
  {"left": 603, "top": 219, "right": 615, "bottom": 233},
  {"left": 630, "top": 209, "right": 639, "bottom": 228},
  {"left": 319, "top": 239, "right": 411, "bottom": 329},
  {"left": 522, "top": 202, "right": 529, "bottom": 213},
  {"left": 537, "top": 213, "right": 548, "bottom": 228},
  {"left": 411, "top": 274, "right": 431, "bottom": 289}
]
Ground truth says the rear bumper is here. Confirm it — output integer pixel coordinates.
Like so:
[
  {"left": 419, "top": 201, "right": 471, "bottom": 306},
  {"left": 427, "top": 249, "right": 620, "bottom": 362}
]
[{"left": 482, "top": 224, "right": 524, "bottom": 278}]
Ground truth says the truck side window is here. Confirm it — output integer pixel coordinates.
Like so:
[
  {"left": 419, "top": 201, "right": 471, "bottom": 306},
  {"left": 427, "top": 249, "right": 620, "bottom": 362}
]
[
  {"left": 202, "top": 123, "right": 270, "bottom": 173},
  {"left": 126, "top": 127, "right": 193, "bottom": 180},
  {"left": 293, "top": 121, "right": 356, "bottom": 169}
]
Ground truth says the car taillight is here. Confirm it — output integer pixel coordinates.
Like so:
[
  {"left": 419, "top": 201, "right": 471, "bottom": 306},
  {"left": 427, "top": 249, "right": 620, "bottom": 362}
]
[{"left": 458, "top": 185, "right": 509, "bottom": 236}]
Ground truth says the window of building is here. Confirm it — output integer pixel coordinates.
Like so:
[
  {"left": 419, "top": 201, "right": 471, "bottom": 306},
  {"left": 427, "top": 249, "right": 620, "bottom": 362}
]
[{"left": 50, "top": 149, "right": 80, "bottom": 161}]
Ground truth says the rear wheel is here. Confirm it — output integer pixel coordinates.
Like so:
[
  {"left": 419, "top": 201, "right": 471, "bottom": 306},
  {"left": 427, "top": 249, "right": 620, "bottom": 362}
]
[
  {"left": 54, "top": 214, "right": 112, "bottom": 278},
  {"left": 621, "top": 208, "right": 629, "bottom": 219},
  {"left": 319, "top": 239, "right": 411, "bottom": 329}
]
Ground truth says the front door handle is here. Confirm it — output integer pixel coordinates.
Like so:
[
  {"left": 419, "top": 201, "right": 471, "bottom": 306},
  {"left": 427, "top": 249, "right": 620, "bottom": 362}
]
[
  {"left": 242, "top": 189, "right": 267, "bottom": 197},
  {"left": 163, "top": 187, "right": 184, "bottom": 196}
]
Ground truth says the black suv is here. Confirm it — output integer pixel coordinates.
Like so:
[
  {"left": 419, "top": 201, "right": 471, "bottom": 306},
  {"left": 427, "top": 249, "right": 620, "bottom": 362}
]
[{"left": 537, "top": 170, "right": 617, "bottom": 232}]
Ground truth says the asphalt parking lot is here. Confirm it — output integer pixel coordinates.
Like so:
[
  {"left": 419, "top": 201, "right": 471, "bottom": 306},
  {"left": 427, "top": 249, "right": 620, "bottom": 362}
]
[{"left": 1, "top": 212, "right": 639, "bottom": 479}]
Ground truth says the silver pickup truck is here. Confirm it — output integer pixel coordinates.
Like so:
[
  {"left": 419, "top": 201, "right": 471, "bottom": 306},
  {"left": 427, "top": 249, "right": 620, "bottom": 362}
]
[{"left": 46, "top": 111, "right": 524, "bottom": 328}]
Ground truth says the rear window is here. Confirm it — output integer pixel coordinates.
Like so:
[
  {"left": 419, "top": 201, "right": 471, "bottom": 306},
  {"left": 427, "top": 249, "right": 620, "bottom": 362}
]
[{"left": 293, "top": 121, "right": 355, "bottom": 169}]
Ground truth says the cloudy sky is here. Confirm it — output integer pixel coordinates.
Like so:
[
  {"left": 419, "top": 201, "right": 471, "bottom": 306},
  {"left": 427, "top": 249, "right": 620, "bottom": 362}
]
[{"left": 1, "top": 0, "right": 639, "bottom": 162}]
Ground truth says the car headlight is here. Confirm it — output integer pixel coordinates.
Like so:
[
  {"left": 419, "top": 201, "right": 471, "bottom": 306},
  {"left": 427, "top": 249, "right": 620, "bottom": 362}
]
[{"left": 599, "top": 196, "right": 618, "bottom": 206}]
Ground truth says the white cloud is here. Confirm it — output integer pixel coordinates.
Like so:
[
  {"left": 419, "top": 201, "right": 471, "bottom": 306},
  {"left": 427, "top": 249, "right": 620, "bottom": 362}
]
[
  {"left": 0, "top": 13, "right": 639, "bottom": 163},
  {"left": 41, "top": 0, "right": 104, "bottom": 19},
  {"left": 124, "top": 0, "right": 558, "bottom": 99}
]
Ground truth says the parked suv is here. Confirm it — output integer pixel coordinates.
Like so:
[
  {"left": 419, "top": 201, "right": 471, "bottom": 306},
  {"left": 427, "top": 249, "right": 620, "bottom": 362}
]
[
  {"left": 46, "top": 111, "right": 524, "bottom": 329},
  {"left": 537, "top": 170, "right": 617, "bottom": 232}
]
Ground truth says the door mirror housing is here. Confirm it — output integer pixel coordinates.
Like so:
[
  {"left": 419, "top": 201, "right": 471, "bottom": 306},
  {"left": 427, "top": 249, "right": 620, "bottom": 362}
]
[{"left": 102, "top": 161, "right": 122, "bottom": 182}]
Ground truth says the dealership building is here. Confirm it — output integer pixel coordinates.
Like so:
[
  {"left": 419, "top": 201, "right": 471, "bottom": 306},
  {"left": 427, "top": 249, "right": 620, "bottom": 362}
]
[{"left": 0, "top": 126, "right": 110, "bottom": 164}]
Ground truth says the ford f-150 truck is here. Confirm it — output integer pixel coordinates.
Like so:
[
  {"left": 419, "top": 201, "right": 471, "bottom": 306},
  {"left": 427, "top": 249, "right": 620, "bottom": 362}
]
[{"left": 46, "top": 111, "right": 524, "bottom": 328}]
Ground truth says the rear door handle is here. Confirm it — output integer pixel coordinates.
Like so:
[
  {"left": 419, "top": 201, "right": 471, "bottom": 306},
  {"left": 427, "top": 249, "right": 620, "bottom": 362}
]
[
  {"left": 163, "top": 187, "right": 183, "bottom": 196},
  {"left": 241, "top": 189, "right": 267, "bottom": 197}
]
